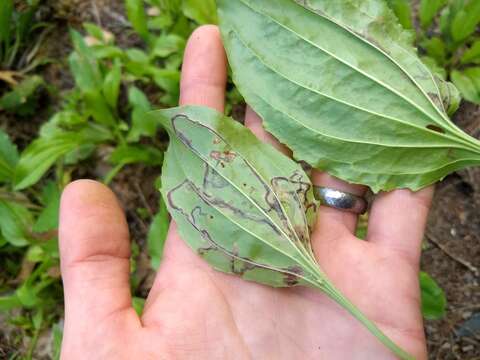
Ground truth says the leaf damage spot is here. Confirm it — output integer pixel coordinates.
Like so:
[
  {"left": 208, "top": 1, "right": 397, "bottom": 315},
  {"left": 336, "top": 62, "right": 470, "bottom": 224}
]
[
  {"left": 284, "top": 265, "right": 304, "bottom": 286},
  {"left": 426, "top": 124, "right": 445, "bottom": 134},
  {"left": 210, "top": 150, "right": 237, "bottom": 163}
]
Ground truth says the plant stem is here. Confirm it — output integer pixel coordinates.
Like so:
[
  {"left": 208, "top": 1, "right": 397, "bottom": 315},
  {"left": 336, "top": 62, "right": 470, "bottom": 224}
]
[
  {"left": 318, "top": 281, "right": 416, "bottom": 360},
  {"left": 103, "top": 163, "right": 125, "bottom": 185},
  {"left": 26, "top": 328, "right": 40, "bottom": 360}
]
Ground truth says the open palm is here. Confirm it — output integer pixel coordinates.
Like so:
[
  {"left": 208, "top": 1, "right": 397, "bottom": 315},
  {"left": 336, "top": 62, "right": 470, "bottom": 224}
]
[{"left": 59, "top": 26, "right": 432, "bottom": 360}]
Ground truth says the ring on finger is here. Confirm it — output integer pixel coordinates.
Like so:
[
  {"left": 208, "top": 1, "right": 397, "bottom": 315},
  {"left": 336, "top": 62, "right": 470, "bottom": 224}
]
[{"left": 313, "top": 186, "right": 367, "bottom": 215}]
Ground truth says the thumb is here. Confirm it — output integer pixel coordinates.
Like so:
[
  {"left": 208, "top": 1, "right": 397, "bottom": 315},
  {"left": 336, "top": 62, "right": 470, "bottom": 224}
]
[{"left": 59, "top": 180, "right": 140, "bottom": 353}]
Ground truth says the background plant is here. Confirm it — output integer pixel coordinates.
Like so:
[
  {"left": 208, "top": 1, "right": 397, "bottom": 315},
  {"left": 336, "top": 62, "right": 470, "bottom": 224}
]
[
  {"left": 0, "top": 0, "right": 52, "bottom": 116},
  {"left": 0, "top": 1, "right": 221, "bottom": 357},
  {"left": 387, "top": 0, "right": 480, "bottom": 104}
]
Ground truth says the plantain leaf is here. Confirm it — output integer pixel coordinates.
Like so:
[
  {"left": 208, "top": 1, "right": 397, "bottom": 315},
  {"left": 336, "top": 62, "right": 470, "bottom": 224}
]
[
  {"left": 159, "top": 105, "right": 319, "bottom": 287},
  {"left": 155, "top": 105, "right": 416, "bottom": 359},
  {"left": 218, "top": 0, "right": 480, "bottom": 192}
]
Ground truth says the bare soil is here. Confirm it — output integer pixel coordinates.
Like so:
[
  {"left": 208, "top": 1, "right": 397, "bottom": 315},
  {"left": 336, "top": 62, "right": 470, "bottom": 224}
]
[{"left": 423, "top": 103, "right": 480, "bottom": 360}]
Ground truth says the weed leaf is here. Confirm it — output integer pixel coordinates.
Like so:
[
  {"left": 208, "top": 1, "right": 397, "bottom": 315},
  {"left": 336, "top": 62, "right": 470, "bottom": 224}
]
[{"left": 218, "top": 0, "right": 480, "bottom": 192}]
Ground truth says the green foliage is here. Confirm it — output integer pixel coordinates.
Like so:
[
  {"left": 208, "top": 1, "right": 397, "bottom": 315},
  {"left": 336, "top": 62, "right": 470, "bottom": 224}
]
[
  {"left": 386, "top": 0, "right": 480, "bottom": 105},
  {"left": 0, "top": 0, "right": 226, "bottom": 356},
  {"left": 420, "top": 0, "right": 448, "bottom": 29},
  {"left": 0, "top": 75, "right": 44, "bottom": 115},
  {"left": 0, "top": 1, "right": 49, "bottom": 115},
  {"left": 0, "top": 0, "right": 47, "bottom": 70}
]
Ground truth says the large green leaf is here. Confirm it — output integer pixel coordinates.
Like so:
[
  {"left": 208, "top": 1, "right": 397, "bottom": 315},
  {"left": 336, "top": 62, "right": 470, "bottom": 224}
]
[
  {"left": 156, "top": 105, "right": 415, "bottom": 359},
  {"left": 218, "top": 0, "right": 480, "bottom": 192}
]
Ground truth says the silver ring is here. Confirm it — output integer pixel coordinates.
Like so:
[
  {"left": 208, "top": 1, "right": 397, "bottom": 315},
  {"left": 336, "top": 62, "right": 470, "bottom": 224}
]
[{"left": 313, "top": 186, "right": 367, "bottom": 214}]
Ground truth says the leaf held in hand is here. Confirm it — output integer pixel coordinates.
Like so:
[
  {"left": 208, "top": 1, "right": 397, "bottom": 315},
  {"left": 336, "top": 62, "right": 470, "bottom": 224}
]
[
  {"left": 155, "top": 105, "right": 416, "bottom": 359},
  {"left": 158, "top": 105, "right": 319, "bottom": 288},
  {"left": 218, "top": 0, "right": 480, "bottom": 192}
]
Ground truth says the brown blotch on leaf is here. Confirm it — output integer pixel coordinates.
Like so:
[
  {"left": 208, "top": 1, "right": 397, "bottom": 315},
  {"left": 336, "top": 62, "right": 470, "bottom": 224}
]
[
  {"left": 210, "top": 150, "right": 237, "bottom": 163},
  {"left": 284, "top": 273, "right": 299, "bottom": 286},
  {"left": 284, "top": 265, "right": 304, "bottom": 286}
]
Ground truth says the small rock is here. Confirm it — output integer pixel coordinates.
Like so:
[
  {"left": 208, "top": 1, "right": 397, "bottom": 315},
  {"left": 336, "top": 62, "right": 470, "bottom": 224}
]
[
  {"left": 456, "top": 313, "right": 480, "bottom": 337},
  {"left": 462, "top": 345, "right": 474, "bottom": 352},
  {"left": 440, "top": 342, "right": 451, "bottom": 349}
]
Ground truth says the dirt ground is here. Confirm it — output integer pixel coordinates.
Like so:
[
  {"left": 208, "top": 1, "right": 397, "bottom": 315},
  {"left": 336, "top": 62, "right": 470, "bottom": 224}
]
[
  {"left": 422, "top": 103, "right": 480, "bottom": 360},
  {"left": 1, "top": 1, "right": 479, "bottom": 359}
]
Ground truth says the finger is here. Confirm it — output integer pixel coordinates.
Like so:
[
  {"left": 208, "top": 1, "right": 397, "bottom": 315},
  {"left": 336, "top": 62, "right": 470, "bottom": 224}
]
[
  {"left": 59, "top": 180, "right": 138, "bottom": 336},
  {"left": 366, "top": 186, "right": 434, "bottom": 266},
  {"left": 179, "top": 25, "right": 227, "bottom": 112},
  {"left": 143, "top": 25, "right": 228, "bottom": 321}
]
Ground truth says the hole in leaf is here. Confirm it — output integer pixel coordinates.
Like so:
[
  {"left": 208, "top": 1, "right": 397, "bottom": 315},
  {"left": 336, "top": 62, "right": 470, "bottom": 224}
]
[{"left": 426, "top": 124, "right": 445, "bottom": 134}]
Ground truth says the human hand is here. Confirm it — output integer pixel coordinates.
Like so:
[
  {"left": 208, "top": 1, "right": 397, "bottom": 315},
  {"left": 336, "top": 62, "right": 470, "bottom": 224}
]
[{"left": 59, "top": 26, "right": 432, "bottom": 360}]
